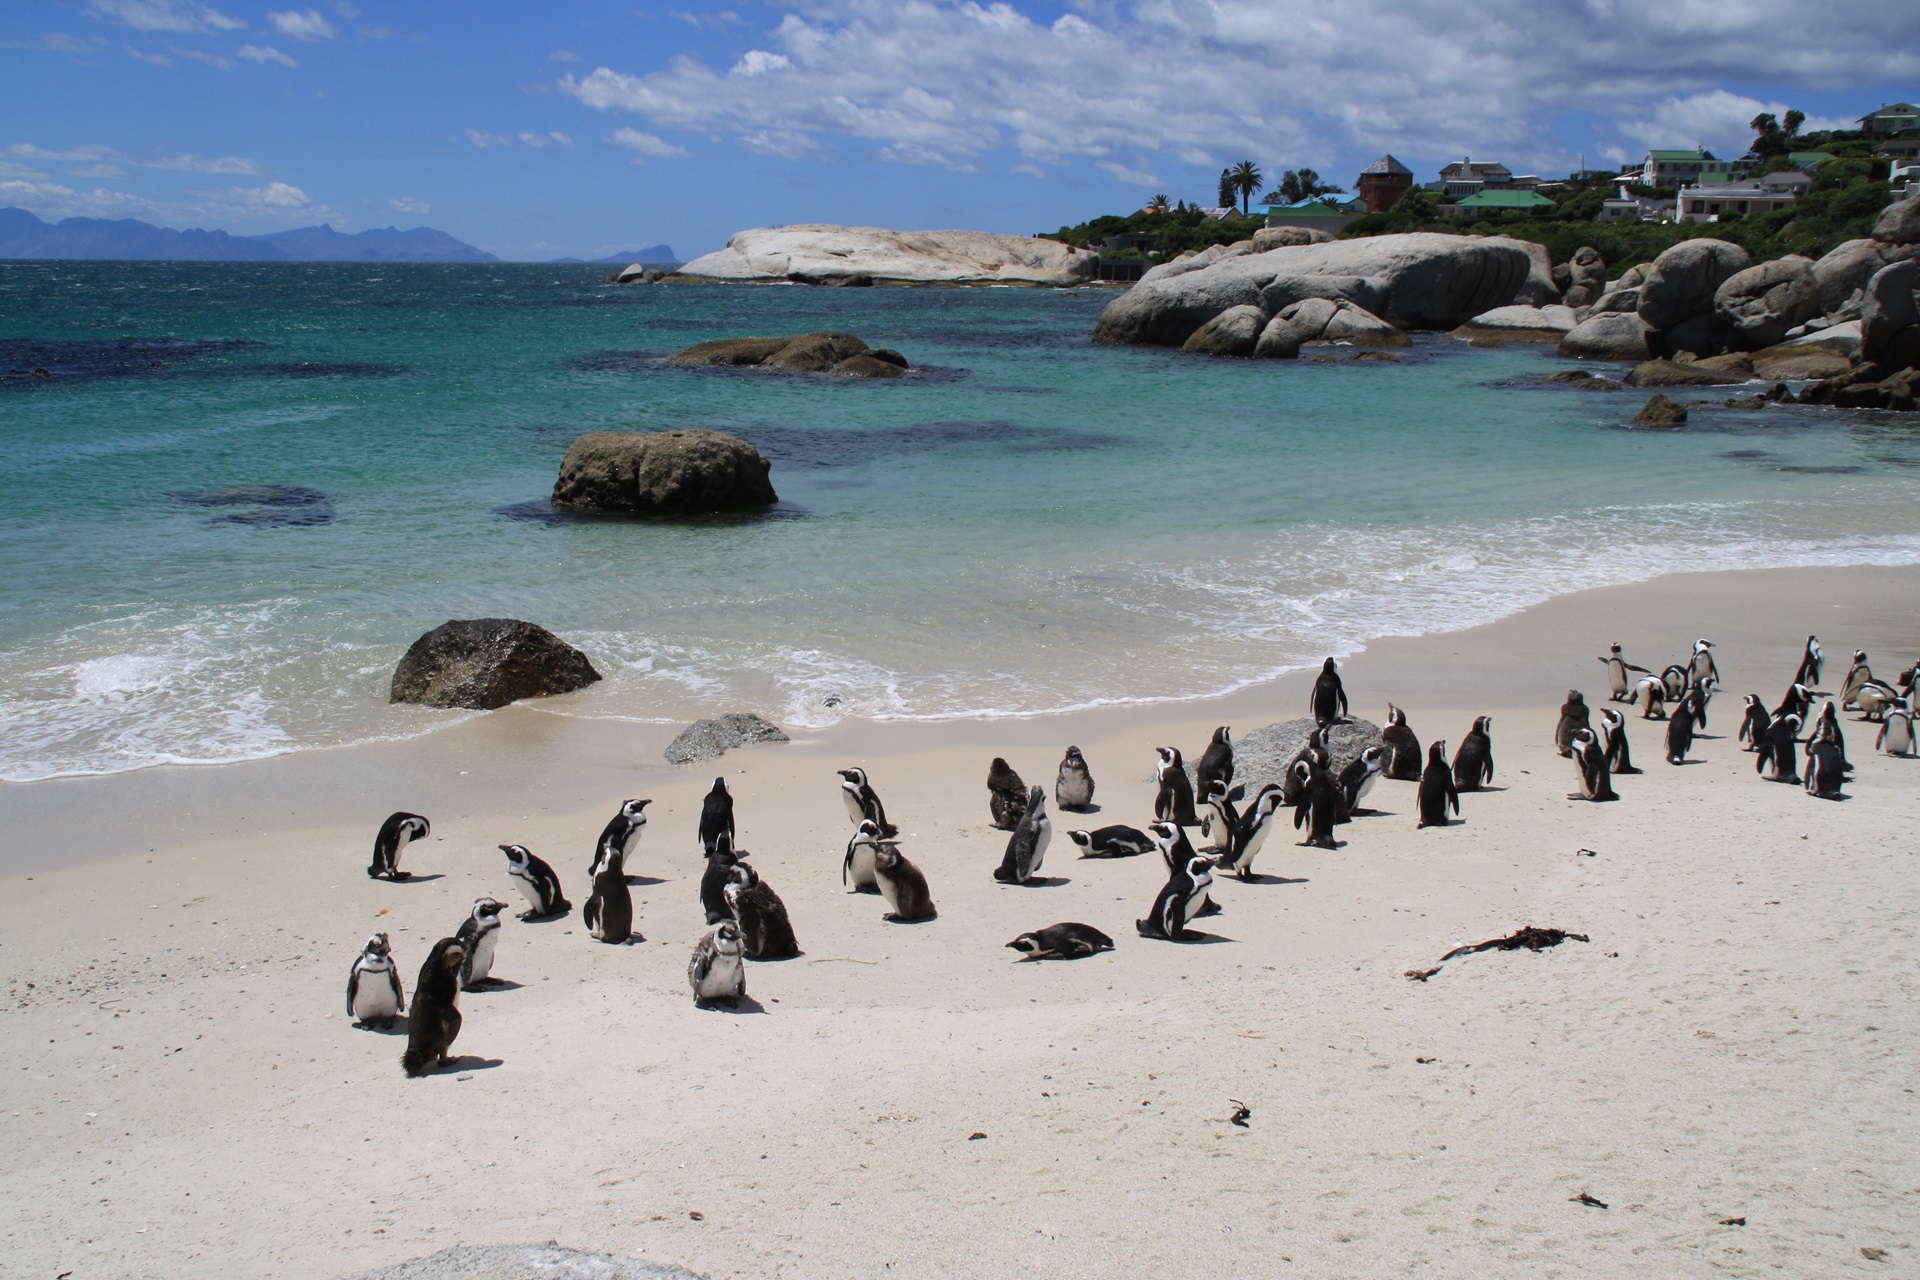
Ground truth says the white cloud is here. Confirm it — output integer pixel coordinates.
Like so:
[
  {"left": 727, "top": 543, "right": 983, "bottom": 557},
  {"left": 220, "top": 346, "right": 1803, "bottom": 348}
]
[
  {"left": 171, "top": 45, "right": 234, "bottom": 70},
  {"left": 388, "top": 195, "right": 429, "bottom": 215},
  {"left": 125, "top": 44, "right": 173, "bottom": 65},
  {"left": 8, "top": 142, "right": 258, "bottom": 175},
  {"left": 466, "top": 129, "right": 574, "bottom": 149},
  {"left": 608, "top": 127, "right": 689, "bottom": 160},
  {"left": 238, "top": 43, "right": 297, "bottom": 67},
  {"left": 1095, "top": 159, "right": 1158, "bottom": 187},
  {"left": 548, "top": 49, "right": 579, "bottom": 63},
  {"left": 558, "top": 0, "right": 1920, "bottom": 182},
  {"left": 268, "top": 9, "right": 337, "bottom": 41},
  {"left": 0, "top": 33, "right": 109, "bottom": 53},
  {"left": 1011, "top": 163, "right": 1045, "bottom": 179},
  {"left": 87, "top": 0, "right": 242, "bottom": 34},
  {"left": 226, "top": 180, "right": 309, "bottom": 210},
  {"left": 1614, "top": 90, "right": 1857, "bottom": 158}
]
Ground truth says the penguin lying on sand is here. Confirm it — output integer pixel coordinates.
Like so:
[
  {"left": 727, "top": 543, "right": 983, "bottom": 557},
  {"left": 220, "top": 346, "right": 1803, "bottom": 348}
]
[{"left": 1007, "top": 922, "right": 1115, "bottom": 959}]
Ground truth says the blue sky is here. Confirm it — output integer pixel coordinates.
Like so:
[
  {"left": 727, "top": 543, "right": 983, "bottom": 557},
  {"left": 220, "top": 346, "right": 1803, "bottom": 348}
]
[{"left": 3, "top": 1, "right": 1917, "bottom": 260}]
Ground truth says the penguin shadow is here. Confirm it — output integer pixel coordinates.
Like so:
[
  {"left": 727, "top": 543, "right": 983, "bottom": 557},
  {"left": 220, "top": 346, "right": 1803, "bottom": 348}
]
[
  {"left": 1058, "top": 803, "right": 1102, "bottom": 815},
  {"left": 1231, "top": 873, "right": 1309, "bottom": 886},
  {"left": 354, "top": 1016, "right": 409, "bottom": 1036},
  {"left": 378, "top": 873, "right": 446, "bottom": 884},
  {"left": 462, "top": 979, "right": 525, "bottom": 993},
  {"left": 517, "top": 909, "right": 571, "bottom": 924},
  {"left": 623, "top": 874, "right": 668, "bottom": 886},
  {"left": 1013, "top": 875, "right": 1071, "bottom": 888},
  {"left": 436, "top": 1055, "right": 504, "bottom": 1073},
  {"left": 1164, "top": 930, "right": 1231, "bottom": 945},
  {"left": 1457, "top": 786, "right": 1507, "bottom": 794},
  {"left": 697, "top": 994, "right": 767, "bottom": 1015}
]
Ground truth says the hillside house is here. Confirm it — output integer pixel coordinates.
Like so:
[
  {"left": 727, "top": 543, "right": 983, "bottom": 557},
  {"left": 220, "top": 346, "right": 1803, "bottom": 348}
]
[
  {"left": 1355, "top": 155, "right": 1414, "bottom": 212},
  {"left": 1261, "top": 197, "right": 1360, "bottom": 234},
  {"left": 1453, "top": 190, "right": 1555, "bottom": 216},
  {"left": 1860, "top": 103, "right": 1920, "bottom": 138},
  {"left": 1676, "top": 183, "right": 1796, "bottom": 224},
  {"left": 1641, "top": 148, "right": 1735, "bottom": 188}
]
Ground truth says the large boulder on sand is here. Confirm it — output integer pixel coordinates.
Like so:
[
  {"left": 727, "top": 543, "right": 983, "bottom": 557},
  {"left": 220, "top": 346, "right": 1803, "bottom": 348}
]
[
  {"left": 1873, "top": 196, "right": 1920, "bottom": 246},
  {"left": 391, "top": 619, "right": 601, "bottom": 710},
  {"left": 1559, "top": 311, "right": 1654, "bottom": 360},
  {"left": 552, "top": 429, "right": 776, "bottom": 515},
  {"left": 1810, "top": 239, "right": 1919, "bottom": 316},
  {"left": 1562, "top": 245, "right": 1609, "bottom": 309},
  {"left": 1637, "top": 239, "right": 1752, "bottom": 329},
  {"left": 1180, "top": 304, "right": 1268, "bottom": 357},
  {"left": 675, "top": 224, "right": 1097, "bottom": 286},
  {"left": 1861, "top": 261, "right": 1920, "bottom": 362},
  {"left": 1452, "top": 304, "right": 1578, "bottom": 342},
  {"left": 1254, "top": 316, "right": 1303, "bottom": 358},
  {"left": 1092, "top": 232, "right": 1532, "bottom": 346},
  {"left": 1714, "top": 257, "right": 1822, "bottom": 349}
]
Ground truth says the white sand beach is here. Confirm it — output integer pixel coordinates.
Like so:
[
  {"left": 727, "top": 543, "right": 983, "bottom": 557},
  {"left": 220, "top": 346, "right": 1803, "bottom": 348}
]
[{"left": 3, "top": 565, "right": 1916, "bottom": 1278}]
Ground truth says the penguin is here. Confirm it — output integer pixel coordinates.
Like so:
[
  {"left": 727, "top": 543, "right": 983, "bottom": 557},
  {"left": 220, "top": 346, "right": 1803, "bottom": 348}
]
[
  {"left": 987, "top": 757, "right": 1028, "bottom": 830},
  {"left": 1007, "top": 922, "right": 1115, "bottom": 960},
  {"left": 1840, "top": 650, "right": 1872, "bottom": 709},
  {"left": 1153, "top": 746, "right": 1200, "bottom": 827},
  {"left": 843, "top": 819, "right": 883, "bottom": 892},
  {"left": 872, "top": 841, "right": 936, "bottom": 922},
  {"left": 1853, "top": 679, "right": 1902, "bottom": 722},
  {"left": 1337, "top": 745, "right": 1385, "bottom": 815},
  {"left": 499, "top": 844, "right": 568, "bottom": 921},
  {"left": 1810, "top": 701, "right": 1852, "bottom": 773},
  {"left": 368, "top": 812, "right": 429, "bottom": 881},
  {"left": 1665, "top": 689, "right": 1703, "bottom": 765},
  {"left": 582, "top": 844, "right": 635, "bottom": 944},
  {"left": 1659, "top": 663, "right": 1690, "bottom": 702},
  {"left": 1281, "top": 725, "right": 1334, "bottom": 805},
  {"left": 1568, "top": 727, "right": 1618, "bottom": 802},
  {"left": 1774, "top": 682, "right": 1814, "bottom": 723},
  {"left": 1554, "top": 690, "right": 1590, "bottom": 758},
  {"left": 1135, "top": 844, "right": 1214, "bottom": 942},
  {"left": 1067, "top": 825, "right": 1154, "bottom": 858},
  {"left": 1195, "top": 727, "right": 1234, "bottom": 798},
  {"left": 454, "top": 897, "right": 507, "bottom": 990},
  {"left": 1691, "top": 679, "right": 1715, "bottom": 730},
  {"left": 698, "top": 777, "right": 735, "bottom": 857},
  {"left": 724, "top": 862, "right": 799, "bottom": 959},
  {"left": 1595, "top": 708, "right": 1641, "bottom": 774},
  {"left": 1198, "top": 778, "right": 1243, "bottom": 853},
  {"left": 592, "top": 798, "right": 650, "bottom": 878},
  {"left": 1755, "top": 712, "right": 1803, "bottom": 784},
  {"left": 1875, "top": 702, "right": 1915, "bottom": 756},
  {"left": 688, "top": 920, "right": 747, "bottom": 1006},
  {"left": 1634, "top": 676, "right": 1667, "bottom": 720},
  {"left": 1381, "top": 704, "right": 1423, "bottom": 780},
  {"left": 1292, "top": 759, "right": 1340, "bottom": 849},
  {"left": 1793, "top": 635, "right": 1823, "bottom": 688},
  {"left": 700, "top": 833, "right": 741, "bottom": 925},
  {"left": 1054, "top": 746, "right": 1095, "bottom": 811},
  {"left": 400, "top": 937, "right": 465, "bottom": 1078},
  {"left": 1803, "top": 735, "right": 1846, "bottom": 799},
  {"left": 837, "top": 768, "right": 897, "bottom": 837},
  {"left": 346, "top": 933, "right": 404, "bottom": 1029},
  {"left": 1150, "top": 817, "right": 1200, "bottom": 876},
  {"left": 1737, "top": 694, "right": 1771, "bottom": 751},
  {"left": 1597, "top": 643, "right": 1650, "bottom": 702},
  {"left": 1452, "top": 717, "right": 1494, "bottom": 791},
  {"left": 994, "top": 786, "right": 1052, "bottom": 884},
  {"left": 1309, "top": 658, "right": 1348, "bottom": 727},
  {"left": 1216, "top": 783, "right": 1284, "bottom": 881},
  {"left": 1416, "top": 741, "right": 1459, "bottom": 829},
  {"left": 1689, "top": 638, "right": 1719, "bottom": 690}
]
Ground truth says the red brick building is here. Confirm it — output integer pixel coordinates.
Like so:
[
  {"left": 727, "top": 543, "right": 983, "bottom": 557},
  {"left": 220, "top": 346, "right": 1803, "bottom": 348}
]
[{"left": 1355, "top": 155, "right": 1414, "bottom": 213}]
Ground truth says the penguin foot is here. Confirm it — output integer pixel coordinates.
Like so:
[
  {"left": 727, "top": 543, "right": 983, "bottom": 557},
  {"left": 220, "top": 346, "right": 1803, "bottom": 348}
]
[
  {"left": 1616, "top": 766, "right": 1644, "bottom": 774},
  {"left": 390, "top": 871, "right": 412, "bottom": 880}
]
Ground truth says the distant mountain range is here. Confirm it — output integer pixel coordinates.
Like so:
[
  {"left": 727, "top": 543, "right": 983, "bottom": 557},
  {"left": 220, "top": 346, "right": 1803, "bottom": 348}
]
[
  {"left": 549, "top": 246, "right": 678, "bottom": 264},
  {"left": 0, "top": 208, "right": 498, "bottom": 262}
]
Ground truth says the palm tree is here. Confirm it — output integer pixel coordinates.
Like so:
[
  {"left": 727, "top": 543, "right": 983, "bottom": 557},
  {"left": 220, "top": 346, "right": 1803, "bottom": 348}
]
[
  {"left": 1148, "top": 193, "right": 1170, "bottom": 214},
  {"left": 1229, "top": 160, "right": 1264, "bottom": 216}
]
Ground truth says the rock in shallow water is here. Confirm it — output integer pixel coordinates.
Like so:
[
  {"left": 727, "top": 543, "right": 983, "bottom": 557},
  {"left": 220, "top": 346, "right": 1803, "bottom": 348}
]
[
  {"left": 1632, "top": 394, "right": 1689, "bottom": 428},
  {"left": 665, "top": 713, "right": 790, "bottom": 765},
  {"left": 390, "top": 619, "right": 601, "bottom": 710},
  {"left": 552, "top": 429, "right": 777, "bottom": 516}
]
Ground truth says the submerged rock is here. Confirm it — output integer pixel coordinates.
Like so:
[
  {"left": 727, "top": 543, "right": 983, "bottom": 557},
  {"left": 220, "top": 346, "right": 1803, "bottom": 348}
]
[
  {"left": 1623, "top": 359, "right": 1746, "bottom": 388},
  {"left": 390, "top": 619, "right": 601, "bottom": 711},
  {"left": 675, "top": 224, "right": 1097, "bottom": 286},
  {"left": 1632, "top": 394, "right": 1689, "bottom": 428},
  {"left": 664, "top": 713, "right": 790, "bottom": 765},
  {"left": 669, "top": 332, "right": 907, "bottom": 376},
  {"left": 552, "top": 429, "right": 777, "bottom": 516},
  {"left": 1453, "top": 303, "right": 1578, "bottom": 342}
]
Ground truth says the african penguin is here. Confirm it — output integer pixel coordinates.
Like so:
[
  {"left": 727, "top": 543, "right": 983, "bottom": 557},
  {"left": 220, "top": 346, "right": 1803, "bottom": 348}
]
[
  {"left": 987, "top": 757, "right": 1029, "bottom": 830},
  {"left": 1135, "top": 842, "right": 1214, "bottom": 942},
  {"left": 1195, "top": 727, "right": 1235, "bottom": 798},
  {"left": 346, "top": 933, "right": 404, "bottom": 1029},
  {"left": 1793, "top": 634, "right": 1823, "bottom": 688},
  {"left": 837, "top": 768, "right": 897, "bottom": 837},
  {"left": 1153, "top": 746, "right": 1200, "bottom": 827},
  {"left": 1198, "top": 778, "right": 1243, "bottom": 853},
  {"left": 369, "top": 812, "right": 429, "bottom": 881},
  {"left": 1310, "top": 658, "right": 1348, "bottom": 727},
  {"left": 1853, "top": 679, "right": 1901, "bottom": 721},
  {"left": 688, "top": 921, "right": 746, "bottom": 1006},
  {"left": 1281, "top": 725, "right": 1334, "bottom": 805},
  {"left": 1876, "top": 703, "right": 1915, "bottom": 756},
  {"left": 1755, "top": 713, "right": 1803, "bottom": 784},
  {"left": 1596, "top": 708, "right": 1641, "bottom": 774},
  {"left": 1054, "top": 746, "right": 1095, "bottom": 811},
  {"left": 582, "top": 844, "right": 635, "bottom": 944},
  {"left": 400, "top": 937, "right": 465, "bottom": 1078},
  {"left": 1804, "top": 736, "right": 1846, "bottom": 799},
  {"left": 499, "top": 844, "right": 568, "bottom": 921},
  {"left": 1774, "top": 682, "right": 1814, "bottom": 723},
  {"left": 454, "top": 897, "right": 507, "bottom": 990},
  {"left": 698, "top": 777, "right": 735, "bottom": 857},
  {"left": 1737, "top": 694, "right": 1771, "bottom": 751},
  {"left": 1216, "top": 783, "right": 1284, "bottom": 881},
  {"left": 1337, "top": 746, "right": 1385, "bottom": 815},
  {"left": 592, "top": 799, "right": 650, "bottom": 878},
  {"left": 1452, "top": 717, "right": 1494, "bottom": 790},
  {"left": 724, "top": 862, "right": 799, "bottom": 959},
  {"left": 1634, "top": 676, "right": 1667, "bottom": 720},
  {"left": 1665, "top": 690, "right": 1703, "bottom": 765},
  {"left": 872, "top": 841, "right": 937, "bottom": 922},
  {"left": 1554, "top": 690, "right": 1590, "bottom": 758},
  {"left": 843, "top": 819, "right": 884, "bottom": 892},
  {"left": 1067, "top": 825, "right": 1154, "bottom": 858},
  {"left": 700, "top": 833, "right": 741, "bottom": 925},
  {"left": 1810, "top": 701, "right": 1852, "bottom": 773},
  {"left": 1291, "top": 759, "right": 1340, "bottom": 850},
  {"left": 994, "top": 786, "right": 1052, "bottom": 884},
  {"left": 1007, "top": 922, "right": 1115, "bottom": 960},
  {"left": 1416, "top": 741, "right": 1459, "bottom": 829},
  {"left": 1597, "top": 643, "right": 1650, "bottom": 702},
  {"left": 1568, "top": 728, "right": 1617, "bottom": 802},
  {"left": 1659, "top": 663, "right": 1690, "bottom": 702},
  {"left": 1381, "top": 704, "right": 1423, "bottom": 780},
  {"left": 1689, "top": 638, "right": 1719, "bottom": 689},
  {"left": 1840, "top": 650, "right": 1872, "bottom": 709}
]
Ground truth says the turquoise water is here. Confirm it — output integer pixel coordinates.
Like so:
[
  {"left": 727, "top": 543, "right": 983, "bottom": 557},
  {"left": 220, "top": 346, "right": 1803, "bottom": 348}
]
[{"left": 4, "top": 260, "right": 1919, "bottom": 781}]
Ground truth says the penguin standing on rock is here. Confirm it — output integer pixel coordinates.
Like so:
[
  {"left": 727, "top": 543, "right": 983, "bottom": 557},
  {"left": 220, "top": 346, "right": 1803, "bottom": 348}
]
[
  {"left": 593, "top": 799, "right": 650, "bottom": 878},
  {"left": 455, "top": 897, "right": 508, "bottom": 990},
  {"left": 698, "top": 778, "right": 735, "bottom": 857},
  {"left": 837, "top": 768, "right": 896, "bottom": 837},
  {"left": 843, "top": 819, "right": 883, "bottom": 892},
  {"left": 1596, "top": 709, "right": 1641, "bottom": 774},
  {"left": 1738, "top": 695, "right": 1771, "bottom": 752},
  {"left": 401, "top": 937, "right": 465, "bottom": 1078},
  {"left": 1452, "top": 717, "right": 1495, "bottom": 791},
  {"left": 1416, "top": 742, "right": 1459, "bottom": 829},
  {"left": 369, "top": 812, "right": 429, "bottom": 881},
  {"left": 1196, "top": 727, "right": 1235, "bottom": 798},
  {"left": 987, "top": 758, "right": 1029, "bottom": 830},
  {"left": 1568, "top": 728, "right": 1618, "bottom": 802},
  {"left": 1067, "top": 825, "right": 1155, "bottom": 858},
  {"left": 346, "top": 933, "right": 404, "bottom": 1029},
  {"left": 873, "top": 841, "right": 937, "bottom": 922},
  {"left": 1054, "top": 747, "right": 1095, "bottom": 811},
  {"left": 1598, "top": 643, "right": 1650, "bottom": 702},
  {"left": 724, "top": 862, "right": 799, "bottom": 958},
  {"left": 1310, "top": 658, "right": 1348, "bottom": 727},
  {"left": 1554, "top": 691, "right": 1590, "bottom": 758},
  {"left": 1153, "top": 746, "right": 1200, "bottom": 827},
  {"left": 1381, "top": 705, "right": 1422, "bottom": 780},
  {"left": 688, "top": 921, "right": 746, "bottom": 1006},
  {"left": 583, "top": 844, "right": 635, "bottom": 944},
  {"left": 994, "top": 787, "right": 1053, "bottom": 884},
  {"left": 499, "top": 844, "right": 568, "bottom": 921}
]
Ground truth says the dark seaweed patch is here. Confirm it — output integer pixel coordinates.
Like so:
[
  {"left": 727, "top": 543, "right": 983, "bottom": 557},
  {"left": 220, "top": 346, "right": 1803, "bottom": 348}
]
[
  {"left": 492, "top": 500, "right": 580, "bottom": 526},
  {"left": 1716, "top": 449, "right": 1774, "bottom": 460},
  {"left": 572, "top": 350, "right": 970, "bottom": 384},
  {"left": 246, "top": 361, "right": 403, "bottom": 379},
  {"left": 1773, "top": 464, "right": 1864, "bottom": 475},
  {"left": 173, "top": 484, "right": 334, "bottom": 527},
  {"left": 212, "top": 505, "right": 337, "bottom": 527},
  {"left": 0, "top": 337, "right": 262, "bottom": 388},
  {"left": 741, "top": 419, "right": 1120, "bottom": 469}
]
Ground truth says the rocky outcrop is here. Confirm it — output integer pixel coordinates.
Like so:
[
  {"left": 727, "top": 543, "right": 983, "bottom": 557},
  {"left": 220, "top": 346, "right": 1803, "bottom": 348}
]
[
  {"left": 1713, "top": 256, "right": 1821, "bottom": 349},
  {"left": 1562, "top": 246, "right": 1609, "bottom": 309},
  {"left": 1253, "top": 315, "right": 1303, "bottom": 358},
  {"left": 1091, "top": 232, "right": 1532, "bottom": 346},
  {"left": 1623, "top": 358, "right": 1746, "bottom": 388},
  {"left": 1559, "top": 311, "right": 1654, "bottom": 360},
  {"left": 1228, "top": 717, "right": 1384, "bottom": 796},
  {"left": 1637, "top": 240, "right": 1752, "bottom": 330},
  {"left": 1810, "top": 239, "right": 1920, "bottom": 315},
  {"left": 1180, "top": 304, "right": 1267, "bottom": 357},
  {"left": 552, "top": 429, "right": 777, "bottom": 516},
  {"left": 1656, "top": 311, "right": 1738, "bottom": 359},
  {"left": 1252, "top": 226, "right": 1334, "bottom": 249},
  {"left": 613, "top": 264, "right": 665, "bottom": 284},
  {"left": 674, "top": 224, "right": 1098, "bottom": 286},
  {"left": 1798, "top": 363, "right": 1920, "bottom": 411},
  {"left": 1542, "top": 369, "right": 1623, "bottom": 391},
  {"left": 1633, "top": 394, "right": 1688, "bottom": 427},
  {"left": 1752, "top": 347, "right": 1854, "bottom": 380},
  {"left": 1872, "top": 195, "right": 1920, "bottom": 246},
  {"left": 390, "top": 619, "right": 601, "bottom": 711},
  {"left": 1452, "top": 304, "right": 1577, "bottom": 342},
  {"left": 1498, "top": 237, "right": 1560, "bottom": 306},
  {"left": 663, "top": 713, "right": 789, "bottom": 765},
  {"left": 669, "top": 332, "right": 909, "bottom": 376},
  {"left": 1277, "top": 297, "right": 1341, "bottom": 340},
  {"left": 1321, "top": 301, "right": 1410, "bottom": 346},
  {"left": 1860, "top": 261, "right": 1919, "bottom": 362}
]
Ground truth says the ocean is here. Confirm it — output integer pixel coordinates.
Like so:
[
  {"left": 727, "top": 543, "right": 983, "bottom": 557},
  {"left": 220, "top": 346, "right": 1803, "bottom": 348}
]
[{"left": 3, "top": 260, "right": 1918, "bottom": 781}]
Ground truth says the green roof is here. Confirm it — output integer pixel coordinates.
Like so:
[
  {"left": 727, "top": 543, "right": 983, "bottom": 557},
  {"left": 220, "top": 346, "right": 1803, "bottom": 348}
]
[
  {"left": 1261, "top": 200, "right": 1347, "bottom": 217},
  {"left": 1788, "top": 151, "right": 1837, "bottom": 167},
  {"left": 1646, "top": 150, "right": 1727, "bottom": 162},
  {"left": 1456, "top": 190, "right": 1555, "bottom": 209}
]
